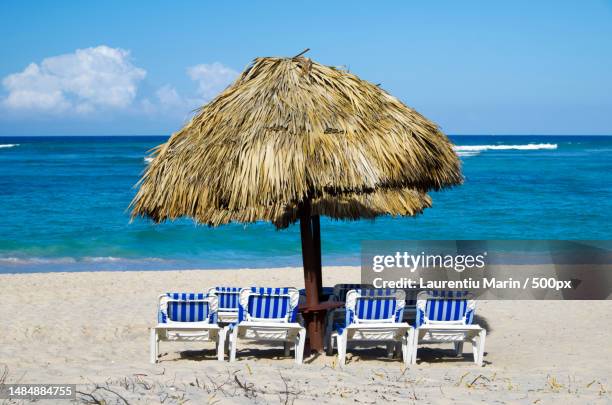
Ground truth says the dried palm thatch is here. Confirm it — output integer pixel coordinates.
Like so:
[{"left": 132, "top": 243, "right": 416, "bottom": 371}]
[
  {"left": 197, "top": 188, "right": 432, "bottom": 230},
  {"left": 131, "top": 54, "right": 461, "bottom": 228}
]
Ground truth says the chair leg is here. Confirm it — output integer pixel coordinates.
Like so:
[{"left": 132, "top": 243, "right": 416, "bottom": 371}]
[
  {"left": 326, "top": 332, "right": 336, "bottom": 356},
  {"left": 295, "top": 328, "right": 306, "bottom": 365},
  {"left": 156, "top": 331, "right": 160, "bottom": 361},
  {"left": 477, "top": 330, "right": 486, "bottom": 366},
  {"left": 229, "top": 327, "right": 239, "bottom": 362},
  {"left": 411, "top": 330, "right": 419, "bottom": 365},
  {"left": 149, "top": 328, "right": 158, "bottom": 364},
  {"left": 395, "top": 342, "right": 402, "bottom": 359},
  {"left": 225, "top": 333, "right": 231, "bottom": 352},
  {"left": 386, "top": 342, "right": 395, "bottom": 358},
  {"left": 323, "top": 310, "right": 334, "bottom": 354},
  {"left": 400, "top": 335, "right": 408, "bottom": 366},
  {"left": 403, "top": 328, "right": 414, "bottom": 367},
  {"left": 284, "top": 341, "right": 291, "bottom": 357},
  {"left": 454, "top": 342, "right": 464, "bottom": 357},
  {"left": 293, "top": 336, "right": 299, "bottom": 362},
  {"left": 217, "top": 327, "right": 227, "bottom": 361},
  {"left": 337, "top": 333, "right": 347, "bottom": 367}
]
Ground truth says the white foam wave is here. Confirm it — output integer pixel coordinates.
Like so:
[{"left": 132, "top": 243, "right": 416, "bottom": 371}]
[
  {"left": 82, "top": 256, "right": 166, "bottom": 263},
  {"left": 0, "top": 256, "right": 169, "bottom": 266},
  {"left": 0, "top": 143, "right": 19, "bottom": 149},
  {"left": 454, "top": 143, "right": 557, "bottom": 153},
  {"left": 456, "top": 151, "right": 481, "bottom": 157},
  {"left": 0, "top": 257, "right": 77, "bottom": 265}
]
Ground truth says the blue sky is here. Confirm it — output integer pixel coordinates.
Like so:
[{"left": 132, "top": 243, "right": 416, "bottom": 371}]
[{"left": 1, "top": 1, "right": 611, "bottom": 136}]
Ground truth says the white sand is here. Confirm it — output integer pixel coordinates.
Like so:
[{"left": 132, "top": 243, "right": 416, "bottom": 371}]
[{"left": 1, "top": 267, "right": 610, "bottom": 404}]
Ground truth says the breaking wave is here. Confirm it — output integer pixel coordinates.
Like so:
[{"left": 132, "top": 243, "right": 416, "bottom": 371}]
[
  {"left": 454, "top": 143, "right": 557, "bottom": 157},
  {"left": 0, "top": 256, "right": 170, "bottom": 266}
]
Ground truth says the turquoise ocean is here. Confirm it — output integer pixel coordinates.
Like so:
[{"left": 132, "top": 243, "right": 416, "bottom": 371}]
[{"left": 1, "top": 135, "right": 610, "bottom": 273}]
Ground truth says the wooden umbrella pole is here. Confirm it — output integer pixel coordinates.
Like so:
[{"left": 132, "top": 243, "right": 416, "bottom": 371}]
[
  {"left": 312, "top": 214, "right": 323, "bottom": 294},
  {"left": 299, "top": 200, "right": 318, "bottom": 305},
  {"left": 299, "top": 200, "right": 324, "bottom": 352}
]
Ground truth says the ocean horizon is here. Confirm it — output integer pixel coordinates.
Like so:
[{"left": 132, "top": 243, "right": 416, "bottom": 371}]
[{"left": 1, "top": 135, "right": 611, "bottom": 273}]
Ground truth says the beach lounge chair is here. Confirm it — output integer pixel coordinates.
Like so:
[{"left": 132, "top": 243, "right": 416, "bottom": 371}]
[
  {"left": 228, "top": 287, "right": 306, "bottom": 364},
  {"left": 207, "top": 287, "right": 243, "bottom": 324},
  {"left": 150, "top": 293, "right": 224, "bottom": 363},
  {"left": 323, "top": 283, "right": 373, "bottom": 351},
  {"left": 412, "top": 291, "right": 486, "bottom": 366},
  {"left": 328, "top": 289, "right": 413, "bottom": 367}
]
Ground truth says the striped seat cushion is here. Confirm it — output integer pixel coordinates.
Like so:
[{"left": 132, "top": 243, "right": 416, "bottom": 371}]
[
  {"left": 359, "top": 287, "right": 420, "bottom": 307},
  {"left": 160, "top": 293, "right": 211, "bottom": 323},
  {"left": 337, "top": 290, "right": 405, "bottom": 334},
  {"left": 430, "top": 290, "right": 470, "bottom": 298},
  {"left": 213, "top": 287, "right": 242, "bottom": 311},
  {"left": 357, "top": 288, "right": 397, "bottom": 297},
  {"left": 416, "top": 291, "right": 474, "bottom": 327},
  {"left": 238, "top": 287, "right": 298, "bottom": 322},
  {"left": 354, "top": 296, "right": 399, "bottom": 321}
]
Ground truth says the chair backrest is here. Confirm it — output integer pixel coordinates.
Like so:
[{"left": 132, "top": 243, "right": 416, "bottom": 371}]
[
  {"left": 345, "top": 289, "right": 406, "bottom": 325},
  {"left": 158, "top": 293, "right": 218, "bottom": 324},
  {"left": 403, "top": 289, "right": 420, "bottom": 307},
  {"left": 207, "top": 287, "right": 243, "bottom": 312},
  {"left": 357, "top": 287, "right": 420, "bottom": 307},
  {"left": 298, "top": 286, "right": 334, "bottom": 305},
  {"left": 238, "top": 287, "right": 299, "bottom": 323},
  {"left": 321, "top": 286, "right": 334, "bottom": 298},
  {"left": 416, "top": 291, "right": 475, "bottom": 327},
  {"left": 331, "top": 283, "right": 373, "bottom": 302}
]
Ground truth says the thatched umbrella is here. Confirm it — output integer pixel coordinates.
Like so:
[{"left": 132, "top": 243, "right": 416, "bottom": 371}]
[{"left": 131, "top": 50, "right": 462, "bottom": 351}]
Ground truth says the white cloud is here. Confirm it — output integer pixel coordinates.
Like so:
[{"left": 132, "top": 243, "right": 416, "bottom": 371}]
[
  {"left": 156, "top": 84, "right": 183, "bottom": 107},
  {"left": 187, "top": 62, "right": 238, "bottom": 101},
  {"left": 146, "top": 63, "right": 238, "bottom": 119},
  {"left": 148, "top": 84, "right": 196, "bottom": 121},
  {"left": 1, "top": 48, "right": 237, "bottom": 124},
  {"left": 2, "top": 45, "right": 146, "bottom": 114}
]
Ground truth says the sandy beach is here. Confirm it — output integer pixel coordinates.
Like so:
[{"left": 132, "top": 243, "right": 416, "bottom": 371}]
[{"left": 0, "top": 266, "right": 610, "bottom": 404}]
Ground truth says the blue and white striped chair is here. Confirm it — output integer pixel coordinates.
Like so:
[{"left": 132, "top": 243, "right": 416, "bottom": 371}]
[
  {"left": 329, "top": 289, "right": 413, "bottom": 367},
  {"left": 412, "top": 291, "right": 486, "bottom": 366},
  {"left": 150, "top": 293, "right": 224, "bottom": 363},
  {"left": 324, "top": 283, "right": 373, "bottom": 352},
  {"left": 228, "top": 287, "right": 306, "bottom": 364},
  {"left": 207, "top": 287, "right": 243, "bottom": 324}
]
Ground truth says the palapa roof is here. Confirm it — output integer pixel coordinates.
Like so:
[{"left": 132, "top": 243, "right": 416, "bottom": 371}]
[{"left": 131, "top": 54, "right": 461, "bottom": 229}]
